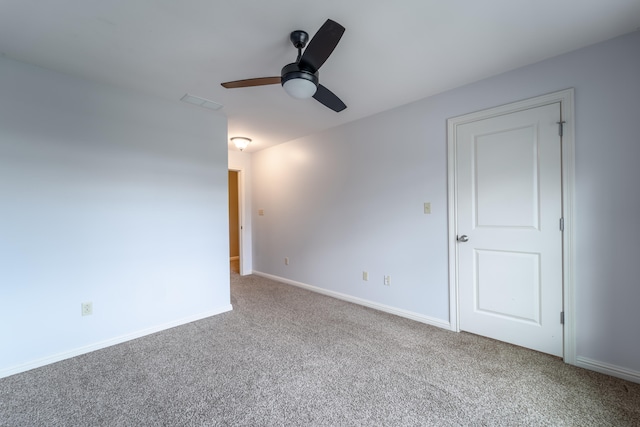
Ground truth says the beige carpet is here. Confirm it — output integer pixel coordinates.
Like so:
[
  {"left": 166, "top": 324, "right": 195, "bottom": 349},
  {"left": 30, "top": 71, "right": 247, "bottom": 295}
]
[{"left": 1, "top": 271, "right": 639, "bottom": 426}]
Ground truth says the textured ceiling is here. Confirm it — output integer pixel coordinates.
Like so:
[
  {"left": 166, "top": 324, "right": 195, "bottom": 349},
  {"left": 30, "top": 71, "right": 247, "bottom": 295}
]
[{"left": 1, "top": 0, "right": 639, "bottom": 152}]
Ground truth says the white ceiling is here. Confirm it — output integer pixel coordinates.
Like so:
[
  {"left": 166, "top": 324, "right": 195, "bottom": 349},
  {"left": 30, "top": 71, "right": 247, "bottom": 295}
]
[{"left": 1, "top": 1, "right": 639, "bottom": 152}]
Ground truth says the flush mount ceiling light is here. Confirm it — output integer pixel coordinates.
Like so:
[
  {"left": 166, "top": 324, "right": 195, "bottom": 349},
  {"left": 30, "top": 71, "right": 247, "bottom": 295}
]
[{"left": 231, "top": 137, "right": 251, "bottom": 151}]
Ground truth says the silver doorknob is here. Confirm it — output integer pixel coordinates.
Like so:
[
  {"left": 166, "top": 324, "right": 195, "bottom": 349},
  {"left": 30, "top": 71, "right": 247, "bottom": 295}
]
[{"left": 457, "top": 235, "right": 469, "bottom": 242}]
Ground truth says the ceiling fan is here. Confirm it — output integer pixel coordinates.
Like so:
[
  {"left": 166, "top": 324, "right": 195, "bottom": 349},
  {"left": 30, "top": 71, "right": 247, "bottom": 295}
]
[{"left": 221, "top": 19, "right": 347, "bottom": 112}]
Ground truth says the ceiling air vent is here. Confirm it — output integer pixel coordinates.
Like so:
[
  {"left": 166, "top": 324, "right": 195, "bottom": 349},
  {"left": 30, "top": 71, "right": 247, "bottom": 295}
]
[{"left": 180, "top": 93, "right": 223, "bottom": 111}]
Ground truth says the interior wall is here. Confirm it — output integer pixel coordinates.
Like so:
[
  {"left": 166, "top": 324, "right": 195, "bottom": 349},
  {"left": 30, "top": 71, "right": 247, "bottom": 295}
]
[
  {"left": 251, "top": 31, "right": 640, "bottom": 378},
  {"left": 0, "top": 56, "right": 231, "bottom": 377},
  {"left": 228, "top": 171, "right": 240, "bottom": 258}
]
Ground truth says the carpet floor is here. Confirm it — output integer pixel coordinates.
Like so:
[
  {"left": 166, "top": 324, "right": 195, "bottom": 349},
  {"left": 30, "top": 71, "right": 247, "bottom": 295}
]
[{"left": 1, "top": 272, "right": 639, "bottom": 426}]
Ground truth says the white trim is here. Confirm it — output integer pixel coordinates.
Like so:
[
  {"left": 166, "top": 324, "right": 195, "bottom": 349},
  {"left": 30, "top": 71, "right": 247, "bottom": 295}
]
[
  {"left": 560, "top": 90, "right": 577, "bottom": 365},
  {"left": 576, "top": 357, "right": 640, "bottom": 384},
  {"left": 0, "top": 304, "right": 233, "bottom": 379},
  {"left": 446, "top": 88, "right": 576, "bottom": 364},
  {"left": 253, "top": 271, "right": 452, "bottom": 330}
]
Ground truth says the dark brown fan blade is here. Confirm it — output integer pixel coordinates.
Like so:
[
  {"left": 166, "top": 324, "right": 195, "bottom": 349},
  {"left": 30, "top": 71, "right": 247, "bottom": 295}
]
[
  {"left": 299, "top": 19, "right": 345, "bottom": 72},
  {"left": 221, "top": 77, "right": 281, "bottom": 89},
  {"left": 313, "top": 84, "right": 346, "bottom": 112}
]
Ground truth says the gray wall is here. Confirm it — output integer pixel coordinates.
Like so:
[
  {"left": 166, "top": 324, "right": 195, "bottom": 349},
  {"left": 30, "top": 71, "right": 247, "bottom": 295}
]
[
  {"left": 0, "top": 56, "right": 231, "bottom": 376},
  {"left": 251, "top": 31, "right": 640, "bottom": 377}
]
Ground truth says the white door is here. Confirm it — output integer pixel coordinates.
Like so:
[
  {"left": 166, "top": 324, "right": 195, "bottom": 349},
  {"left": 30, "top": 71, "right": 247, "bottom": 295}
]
[{"left": 455, "top": 102, "right": 563, "bottom": 357}]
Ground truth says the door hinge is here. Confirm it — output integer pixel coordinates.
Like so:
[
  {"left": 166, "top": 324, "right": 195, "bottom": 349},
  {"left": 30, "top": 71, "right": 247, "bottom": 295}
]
[
  {"left": 560, "top": 311, "right": 565, "bottom": 324},
  {"left": 557, "top": 120, "right": 566, "bottom": 137},
  {"left": 559, "top": 217, "right": 564, "bottom": 231}
]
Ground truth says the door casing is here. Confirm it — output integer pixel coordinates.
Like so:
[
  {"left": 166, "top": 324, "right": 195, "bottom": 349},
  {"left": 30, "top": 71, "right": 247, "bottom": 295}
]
[{"left": 446, "top": 88, "right": 576, "bottom": 364}]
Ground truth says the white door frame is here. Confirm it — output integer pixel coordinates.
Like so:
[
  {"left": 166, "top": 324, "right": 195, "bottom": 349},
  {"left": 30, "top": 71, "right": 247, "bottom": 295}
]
[
  {"left": 229, "top": 150, "right": 253, "bottom": 275},
  {"left": 229, "top": 167, "right": 251, "bottom": 275},
  {"left": 229, "top": 169, "right": 242, "bottom": 271},
  {"left": 447, "top": 88, "right": 576, "bottom": 364}
]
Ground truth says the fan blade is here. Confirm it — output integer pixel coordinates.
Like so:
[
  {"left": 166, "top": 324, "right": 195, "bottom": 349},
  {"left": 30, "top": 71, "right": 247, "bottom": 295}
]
[
  {"left": 221, "top": 77, "right": 281, "bottom": 89},
  {"left": 313, "top": 84, "right": 346, "bottom": 112},
  {"left": 299, "top": 19, "right": 345, "bottom": 72}
]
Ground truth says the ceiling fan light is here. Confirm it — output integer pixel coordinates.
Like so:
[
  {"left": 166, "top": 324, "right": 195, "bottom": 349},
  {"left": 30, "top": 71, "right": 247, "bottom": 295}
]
[
  {"left": 283, "top": 77, "right": 317, "bottom": 99},
  {"left": 231, "top": 137, "right": 251, "bottom": 151}
]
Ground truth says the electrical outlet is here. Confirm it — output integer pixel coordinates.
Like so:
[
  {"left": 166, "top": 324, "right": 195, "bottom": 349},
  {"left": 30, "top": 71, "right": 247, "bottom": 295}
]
[
  {"left": 384, "top": 276, "right": 391, "bottom": 286},
  {"left": 362, "top": 271, "right": 368, "bottom": 281},
  {"left": 81, "top": 302, "right": 93, "bottom": 316},
  {"left": 284, "top": 257, "right": 289, "bottom": 265},
  {"left": 424, "top": 202, "right": 431, "bottom": 214}
]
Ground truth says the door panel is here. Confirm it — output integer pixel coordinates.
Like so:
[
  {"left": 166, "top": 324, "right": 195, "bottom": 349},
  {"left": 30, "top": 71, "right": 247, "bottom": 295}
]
[
  {"left": 456, "top": 102, "right": 563, "bottom": 357},
  {"left": 475, "top": 126, "right": 539, "bottom": 229},
  {"left": 475, "top": 249, "right": 540, "bottom": 323}
]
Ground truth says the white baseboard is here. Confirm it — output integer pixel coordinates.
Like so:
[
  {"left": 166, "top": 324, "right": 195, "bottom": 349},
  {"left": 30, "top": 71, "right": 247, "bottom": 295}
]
[
  {"left": 252, "top": 271, "right": 452, "bottom": 331},
  {"left": 0, "top": 304, "right": 233, "bottom": 379},
  {"left": 576, "top": 356, "right": 640, "bottom": 384}
]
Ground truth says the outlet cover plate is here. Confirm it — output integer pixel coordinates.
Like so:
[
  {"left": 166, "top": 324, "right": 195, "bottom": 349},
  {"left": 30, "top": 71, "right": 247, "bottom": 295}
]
[{"left": 81, "top": 302, "right": 93, "bottom": 316}]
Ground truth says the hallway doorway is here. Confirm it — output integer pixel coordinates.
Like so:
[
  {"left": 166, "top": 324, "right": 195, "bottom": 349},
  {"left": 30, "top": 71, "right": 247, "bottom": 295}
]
[{"left": 228, "top": 170, "right": 240, "bottom": 274}]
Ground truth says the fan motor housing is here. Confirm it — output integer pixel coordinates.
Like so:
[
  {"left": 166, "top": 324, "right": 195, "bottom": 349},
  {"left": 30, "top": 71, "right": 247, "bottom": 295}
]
[{"left": 281, "top": 63, "right": 318, "bottom": 87}]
